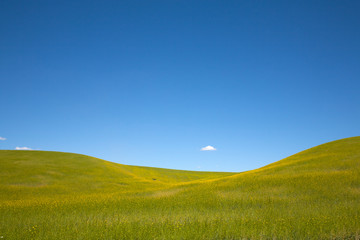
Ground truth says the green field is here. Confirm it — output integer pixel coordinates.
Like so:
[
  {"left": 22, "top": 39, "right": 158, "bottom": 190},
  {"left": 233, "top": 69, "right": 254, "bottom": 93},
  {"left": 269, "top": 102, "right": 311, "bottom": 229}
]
[{"left": 1, "top": 137, "right": 360, "bottom": 239}]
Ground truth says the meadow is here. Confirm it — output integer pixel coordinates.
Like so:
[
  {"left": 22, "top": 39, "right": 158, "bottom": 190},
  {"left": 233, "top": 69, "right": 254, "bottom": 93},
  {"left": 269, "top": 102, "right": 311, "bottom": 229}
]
[{"left": 1, "top": 137, "right": 360, "bottom": 239}]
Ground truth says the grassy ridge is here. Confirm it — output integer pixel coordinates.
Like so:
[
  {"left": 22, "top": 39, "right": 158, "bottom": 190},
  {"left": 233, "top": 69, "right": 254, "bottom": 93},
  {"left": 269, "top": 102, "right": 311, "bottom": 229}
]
[
  {"left": 0, "top": 137, "right": 360, "bottom": 239},
  {"left": 0, "top": 150, "right": 235, "bottom": 200}
]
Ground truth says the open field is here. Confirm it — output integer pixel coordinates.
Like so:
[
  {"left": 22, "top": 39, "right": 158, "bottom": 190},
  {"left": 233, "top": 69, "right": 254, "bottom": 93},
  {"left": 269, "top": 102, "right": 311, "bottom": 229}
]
[{"left": 1, "top": 137, "right": 360, "bottom": 239}]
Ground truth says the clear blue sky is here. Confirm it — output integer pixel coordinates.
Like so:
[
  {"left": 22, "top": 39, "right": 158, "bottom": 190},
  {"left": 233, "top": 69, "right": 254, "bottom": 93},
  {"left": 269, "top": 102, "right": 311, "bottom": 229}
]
[{"left": 1, "top": 0, "right": 359, "bottom": 172}]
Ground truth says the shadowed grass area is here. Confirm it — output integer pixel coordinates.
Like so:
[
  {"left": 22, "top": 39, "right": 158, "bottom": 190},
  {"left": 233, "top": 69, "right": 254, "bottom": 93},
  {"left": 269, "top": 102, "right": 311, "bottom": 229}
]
[{"left": 1, "top": 137, "right": 359, "bottom": 239}]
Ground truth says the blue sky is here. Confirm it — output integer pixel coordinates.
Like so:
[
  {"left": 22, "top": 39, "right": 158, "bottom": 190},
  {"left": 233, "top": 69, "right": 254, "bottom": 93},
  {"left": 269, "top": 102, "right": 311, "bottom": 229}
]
[{"left": 1, "top": 0, "right": 359, "bottom": 172}]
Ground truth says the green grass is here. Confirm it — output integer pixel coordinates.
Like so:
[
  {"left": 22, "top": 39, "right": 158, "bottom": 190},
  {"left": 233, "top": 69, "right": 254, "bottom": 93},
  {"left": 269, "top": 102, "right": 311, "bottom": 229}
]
[{"left": 1, "top": 137, "right": 360, "bottom": 239}]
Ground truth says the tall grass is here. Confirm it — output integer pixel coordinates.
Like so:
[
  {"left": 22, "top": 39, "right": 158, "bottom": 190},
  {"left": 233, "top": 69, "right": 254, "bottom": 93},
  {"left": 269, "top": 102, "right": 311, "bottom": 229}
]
[{"left": 0, "top": 137, "right": 359, "bottom": 239}]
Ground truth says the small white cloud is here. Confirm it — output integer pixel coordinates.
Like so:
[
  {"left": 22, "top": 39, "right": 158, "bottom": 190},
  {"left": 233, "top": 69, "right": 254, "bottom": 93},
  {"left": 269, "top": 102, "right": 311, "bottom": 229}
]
[
  {"left": 15, "top": 147, "right": 32, "bottom": 150},
  {"left": 201, "top": 145, "right": 216, "bottom": 151},
  {"left": 0, "top": 137, "right": 6, "bottom": 141}
]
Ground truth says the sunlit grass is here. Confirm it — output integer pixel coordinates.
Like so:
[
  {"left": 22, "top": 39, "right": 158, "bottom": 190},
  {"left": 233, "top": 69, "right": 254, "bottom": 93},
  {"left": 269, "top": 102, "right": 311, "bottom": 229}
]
[{"left": 1, "top": 137, "right": 359, "bottom": 239}]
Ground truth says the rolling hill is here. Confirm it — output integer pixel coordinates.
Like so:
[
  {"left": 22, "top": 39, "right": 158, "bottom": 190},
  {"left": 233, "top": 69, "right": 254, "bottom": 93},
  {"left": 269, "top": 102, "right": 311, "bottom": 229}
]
[
  {"left": 0, "top": 150, "right": 235, "bottom": 201},
  {"left": 0, "top": 137, "right": 359, "bottom": 239}
]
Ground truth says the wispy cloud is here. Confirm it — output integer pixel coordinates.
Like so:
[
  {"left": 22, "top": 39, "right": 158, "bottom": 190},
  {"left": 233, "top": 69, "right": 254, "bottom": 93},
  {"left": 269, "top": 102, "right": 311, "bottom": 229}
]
[
  {"left": 15, "top": 147, "right": 32, "bottom": 150},
  {"left": 201, "top": 145, "right": 216, "bottom": 151},
  {"left": 0, "top": 137, "right": 6, "bottom": 141}
]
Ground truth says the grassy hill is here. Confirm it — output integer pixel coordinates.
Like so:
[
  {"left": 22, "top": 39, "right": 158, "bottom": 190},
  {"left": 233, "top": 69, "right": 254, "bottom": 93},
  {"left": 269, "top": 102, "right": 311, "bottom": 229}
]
[
  {"left": 0, "top": 137, "right": 359, "bottom": 239},
  {"left": 0, "top": 150, "right": 235, "bottom": 201}
]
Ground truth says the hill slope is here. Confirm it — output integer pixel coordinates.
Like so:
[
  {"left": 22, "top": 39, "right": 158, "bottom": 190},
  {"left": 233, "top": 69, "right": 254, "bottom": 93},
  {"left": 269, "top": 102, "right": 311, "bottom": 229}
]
[
  {"left": 0, "top": 137, "right": 359, "bottom": 239},
  {"left": 0, "top": 150, "right": 235, "bottom": 200}
]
